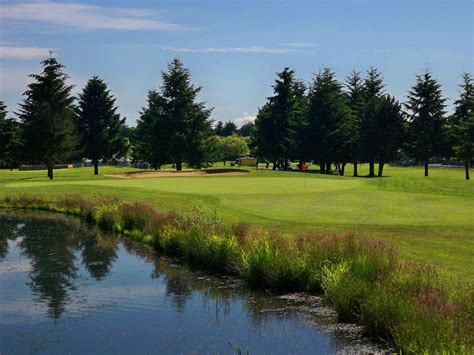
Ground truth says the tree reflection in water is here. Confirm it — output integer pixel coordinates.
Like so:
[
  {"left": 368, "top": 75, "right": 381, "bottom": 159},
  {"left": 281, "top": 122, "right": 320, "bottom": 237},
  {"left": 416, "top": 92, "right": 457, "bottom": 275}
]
[
  {"left": 0, "top": 214, "right": 118, "bottom": 319},
  {"left": 0, "top": 212, "right": 383, "bottom": 353}
]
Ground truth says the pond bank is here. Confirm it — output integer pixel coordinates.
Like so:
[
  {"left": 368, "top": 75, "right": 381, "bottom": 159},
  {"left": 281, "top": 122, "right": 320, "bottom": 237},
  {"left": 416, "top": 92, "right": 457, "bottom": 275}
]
[
  {"left": 0, "top": 211, "right": 386, "bottom": 353},
  {"left": 1, "top": 194, "right": 472, "bottom": 353}
]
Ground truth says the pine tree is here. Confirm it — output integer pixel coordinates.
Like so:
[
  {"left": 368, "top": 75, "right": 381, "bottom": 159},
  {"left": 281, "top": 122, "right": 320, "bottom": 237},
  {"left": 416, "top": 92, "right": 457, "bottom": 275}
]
[
  {"left": 254, "top": 102, "right": 277, "bottom": 167},
  {"left": 76, "top": 76, "right": 127, "bottom": 175},
  {"left": 135, "top": 90, "right": 166, "bottom": 169},
  {"left": 221, "top": 121, "right": 237, "bottom": 136},
  {"left": 238, "top": 122, "right": 256, "bottom": 137},
  {"left": 214, "top": 121, "right": 224, "bottom": 136},
  {"left": 18, "top": 54, "right": 76, "bottom": 180},
  {"left": 0, "top": 101, "right": 21, "bottom": 169},
  {"left": 271, "top": 68, "right": 306, "bottom": 170},
  {"left": 306, "top": 68, "right": 352, "bottom": 174},
  {"left": 142, "top": 58, "right": 213, "bottom": 170},
  {"left": 405, "top": 70, "right": 447, "bottom": 177},
  {"left": 370, "top": 95, "right": 405, "bottom": 176},
  {"left": 361, "top": 67, "right": 385, "bottom": 176},
  {"left": 254, "top": 67, "right": 306, "bottom": 170},
  {"left": 345, "top": 71, "right": 365, "bottom": 176},
  {"left": 452, "top": 73, "right": 474, "bottom": 180}
]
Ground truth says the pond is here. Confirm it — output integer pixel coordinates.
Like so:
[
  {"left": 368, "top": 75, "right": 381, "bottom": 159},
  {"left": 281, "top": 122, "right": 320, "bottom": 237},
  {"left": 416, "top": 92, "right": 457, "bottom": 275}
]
[{"left": 0, "top": 211, "right": 387, "bottom": 354}]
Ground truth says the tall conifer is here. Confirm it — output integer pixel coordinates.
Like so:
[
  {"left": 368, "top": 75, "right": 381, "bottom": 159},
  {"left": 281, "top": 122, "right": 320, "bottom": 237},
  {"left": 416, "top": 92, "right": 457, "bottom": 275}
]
[
  {"left": 76, "top": 76, "right": 127, "bottom": 175},
  {"left": 18, "top": 54, "right": 76, "bottom": 180}
]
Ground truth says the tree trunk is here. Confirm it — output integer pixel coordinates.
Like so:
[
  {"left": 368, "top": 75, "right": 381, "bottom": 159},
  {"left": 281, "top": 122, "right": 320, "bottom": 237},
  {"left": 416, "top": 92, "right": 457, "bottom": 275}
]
[
  {"left": 369, "top": 159, "right": 375, "bottom": 177},
  {"left": 466, "top": 160, "right": 470, "bottom": 180},
  {"left": 326, "top": 163, "right": 331, "bottom": 174},
  {"left": 424, "top": 160, "right": 429, "bottom": 177},
  {"left": 224, "top": 160, "right": 226, "bottom": 166},
  {"left": 266, "top": 162, "right": 269, "bottom": 169},
  {"left": 320, "top": 163, "right": 325, "bottom": 174},
  {"left": 284, "top": 157, "right": 288, "bottom": 171},
  {"left": 48, "top": 164, "right": 53, "bottom": 180},
  {"left": 272, "top": 160, "right": 277, "bottom": 170},
  {"left": 378, "top": 163, "right": 384, "bottom": 177},
  {"left": 353, "top": 161, "right": 358, "bottom": 177},
  {"left": 176, "top": 162, "right": 182, "bottom": 171},
  {"left": 94, "top": 160, "right": 99, "bottom": 175},
  {"left": 340, "top": 163, "right": 346, "bottom": 176}
]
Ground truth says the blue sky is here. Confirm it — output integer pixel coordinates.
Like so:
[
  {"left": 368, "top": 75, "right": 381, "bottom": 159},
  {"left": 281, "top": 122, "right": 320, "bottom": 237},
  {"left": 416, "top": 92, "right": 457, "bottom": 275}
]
[{"left": 0, "top": 0, "right": 472, "bottom": 126}]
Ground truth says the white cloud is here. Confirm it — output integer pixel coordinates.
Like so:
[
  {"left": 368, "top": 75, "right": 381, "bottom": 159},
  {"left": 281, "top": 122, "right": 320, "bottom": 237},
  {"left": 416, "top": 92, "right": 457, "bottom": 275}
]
[
  {"left": 232, "top": 113, "right": 256, "bottom": 127},
  {"left": 0, "top": 1, "right": 189, "bottom": 31},
  {"left": 280, "top": 42, "right": 320, "bottom": 48},
  {"left": 0, "top": 46, "right": 52, "bottom": 59},
  {"left": 161, "top": 46, "right": 314, "bottom": 55}
]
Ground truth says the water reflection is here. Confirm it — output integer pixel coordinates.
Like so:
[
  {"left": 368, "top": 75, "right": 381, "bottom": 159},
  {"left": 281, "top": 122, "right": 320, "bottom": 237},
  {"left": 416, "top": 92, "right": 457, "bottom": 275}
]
[
  {"left": 0, "top": 212, "right": 385, "bottom": 354},
  {"left": 80, "top": 232, "right": 118, "bottom": 281}
]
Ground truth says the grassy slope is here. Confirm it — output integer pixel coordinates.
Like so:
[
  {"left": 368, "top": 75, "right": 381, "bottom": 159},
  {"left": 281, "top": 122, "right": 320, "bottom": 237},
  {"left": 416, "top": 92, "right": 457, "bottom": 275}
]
[{"left": 1, "top": 164, "right": 472, "bottom": 281}]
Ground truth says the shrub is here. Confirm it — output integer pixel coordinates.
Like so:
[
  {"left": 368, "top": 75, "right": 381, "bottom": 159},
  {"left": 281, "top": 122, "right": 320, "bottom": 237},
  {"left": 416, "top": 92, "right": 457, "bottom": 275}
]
[{"left": 92, "top": 204, "right": 121, "bottom": 230}]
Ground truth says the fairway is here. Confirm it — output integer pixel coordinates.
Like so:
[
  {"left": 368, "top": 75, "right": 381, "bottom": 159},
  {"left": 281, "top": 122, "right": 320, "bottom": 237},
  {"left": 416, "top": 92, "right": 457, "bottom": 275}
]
[{"left": 1, "top": 165, "right": 473, "bottom": 281}]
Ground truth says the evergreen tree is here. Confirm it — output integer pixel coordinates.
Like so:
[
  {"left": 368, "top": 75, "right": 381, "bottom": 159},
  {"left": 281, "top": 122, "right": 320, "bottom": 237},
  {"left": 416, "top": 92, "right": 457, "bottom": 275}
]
[
  {"left": 214, "top": 121, "right": 224, "bottom": 136},
  {"left": 272, "top": 68, "right": 306, "bottom": 169},
  {"left": 254, "top": 67, "right": 306, "bottom": 170},
  {"left": 0, "top": 101, "right": 21, "bottom": 169},
  {"left": 139, "top": 58, "right": 213, "bottom": 170},
  {"left": 76, "top": 76, "right": 127, "bottom": 175},
  {"left": 135, "top": 90, "right": 166, "bottom": 169},
  {"left": 369, "top": 95, "right": 405, "bottom": 176},
  {"left": 360, "top": 67, "right": 385, "bottom": 176},
  {"left": 238, "top": 121, "right": 256, "bottom": 137},
  {"left": 306, "top": 68, "right": 352, "bottom": 174},
  {"left": 254, "top": 102, "right": 277, "bottom": 167},
  {"left": 452, "top": 73, "right": 474, "bottom": 180},
  {"left": 17, "top": 54, "right": 76, "bottom": 180},
  {"left": 405, "top": 70, "right": 447, "bottom": 176},
  {"left": 345, "top": 71, "right": 365, "bottom": 176},
  {"left": 221, "top": 121, "right": 237, "bottom": 136}
]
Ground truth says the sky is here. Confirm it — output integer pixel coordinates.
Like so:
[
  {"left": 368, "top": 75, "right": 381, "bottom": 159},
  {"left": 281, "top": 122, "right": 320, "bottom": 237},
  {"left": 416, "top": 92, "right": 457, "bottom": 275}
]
[{"left": 0, "top": 0, "right": 472, "bottom": 127}]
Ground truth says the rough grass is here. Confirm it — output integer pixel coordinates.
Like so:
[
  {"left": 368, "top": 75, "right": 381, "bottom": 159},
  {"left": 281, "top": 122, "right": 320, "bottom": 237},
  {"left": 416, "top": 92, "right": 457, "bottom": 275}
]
[
  {"left": 0, "top": 164, "right": 472, "bottom": 281},
  {"left": 1, "top": 194, "right": 472, "bottom": 353}
]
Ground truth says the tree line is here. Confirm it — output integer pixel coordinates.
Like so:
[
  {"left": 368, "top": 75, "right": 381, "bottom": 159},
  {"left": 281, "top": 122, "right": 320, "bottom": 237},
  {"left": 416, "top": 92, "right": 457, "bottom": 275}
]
[
  {"left": 253, "top": 67, "right": 473, "bottom": 179},
  {"left": 0, "top": 54, "right": 472, "bottom": 180}
]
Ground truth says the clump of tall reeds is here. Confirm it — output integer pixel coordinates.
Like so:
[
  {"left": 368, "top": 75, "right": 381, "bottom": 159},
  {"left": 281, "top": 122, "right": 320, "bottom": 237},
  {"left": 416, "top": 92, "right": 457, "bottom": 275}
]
[{"left": 1, "top": 194, "right": 472, "bottom": 353}]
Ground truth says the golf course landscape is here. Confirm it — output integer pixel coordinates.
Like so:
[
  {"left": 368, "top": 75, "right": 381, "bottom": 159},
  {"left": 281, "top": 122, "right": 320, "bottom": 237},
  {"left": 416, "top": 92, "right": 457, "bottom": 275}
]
[{"left": 1, "top": 164, "right": 472, "bottom": 281}]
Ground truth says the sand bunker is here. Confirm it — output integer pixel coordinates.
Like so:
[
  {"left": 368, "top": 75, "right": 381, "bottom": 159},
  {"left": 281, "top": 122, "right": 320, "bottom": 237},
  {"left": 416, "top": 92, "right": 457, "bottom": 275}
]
[{"left": 110, "top": 168, "right": 250, "bottom": 179}]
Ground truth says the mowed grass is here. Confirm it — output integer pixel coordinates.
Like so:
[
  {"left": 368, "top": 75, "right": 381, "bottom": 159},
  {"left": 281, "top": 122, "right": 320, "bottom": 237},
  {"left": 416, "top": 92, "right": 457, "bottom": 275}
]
[{"left": 0, "top": 164, "right": 472, "bottom": 281}]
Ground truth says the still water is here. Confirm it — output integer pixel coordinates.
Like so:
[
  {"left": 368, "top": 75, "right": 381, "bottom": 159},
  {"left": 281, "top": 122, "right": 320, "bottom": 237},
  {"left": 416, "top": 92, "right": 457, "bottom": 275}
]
[{"left": 0, "top": 212, "right": 386, "bottom": 354}]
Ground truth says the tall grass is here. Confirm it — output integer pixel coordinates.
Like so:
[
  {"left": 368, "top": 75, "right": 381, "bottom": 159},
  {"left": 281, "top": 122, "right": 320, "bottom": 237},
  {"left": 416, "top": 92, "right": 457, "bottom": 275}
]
[{"left": 1, "top": 194, "right": 472, "bottom": 353}]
